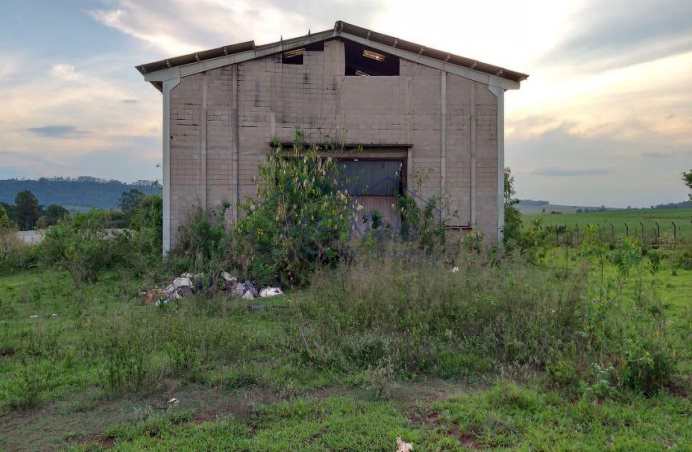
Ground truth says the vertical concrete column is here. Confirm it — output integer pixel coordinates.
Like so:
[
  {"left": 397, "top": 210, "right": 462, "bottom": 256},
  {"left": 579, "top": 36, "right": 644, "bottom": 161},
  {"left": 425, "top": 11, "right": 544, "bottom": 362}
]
[
  {"left": 440, "top": 71, "right": 447, "bottom": 213},
  {"left": 162, "top": 77, "right": 180, "bottom": 255},
  {"left": 470, "top": 84, "right": 477, "bottom": 227},
  {"left": 488, "top": 85, "right": 505, "bottom": 244},
  {"left": 231, "top": 64, "right": 240, "bottom": 221},
  {"left": 200, "top": 72, "right": 208, "bottom": 210}
]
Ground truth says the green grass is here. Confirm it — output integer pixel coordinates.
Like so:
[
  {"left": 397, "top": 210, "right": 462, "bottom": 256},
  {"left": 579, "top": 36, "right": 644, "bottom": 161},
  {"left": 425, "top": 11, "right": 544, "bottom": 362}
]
[
  {"left": 1, "top": 250, "right": 690, "bottom": 450},
  {"left": 525, "top": 207, "right": 692, "bottom": 242}
]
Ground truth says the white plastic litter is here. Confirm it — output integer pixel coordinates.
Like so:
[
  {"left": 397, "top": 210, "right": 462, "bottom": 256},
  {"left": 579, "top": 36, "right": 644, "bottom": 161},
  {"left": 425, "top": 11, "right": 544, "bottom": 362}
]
[
  {"left": 396, "top": 437, "right": 413, "bottom": 452},
  {"left": 259, "top": 287, "right": 283, "bottom": 298},
  {"left": 172, "top": 277, "right": 193, "bottom": 289},
  {"left": 221, "top": 271, "right": 237, "bottom": 283}
]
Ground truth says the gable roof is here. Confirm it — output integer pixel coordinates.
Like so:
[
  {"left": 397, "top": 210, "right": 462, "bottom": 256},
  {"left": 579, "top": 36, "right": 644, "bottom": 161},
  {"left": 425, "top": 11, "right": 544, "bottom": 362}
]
[{"left": 136, "top": 20, "right": 528, "bottom": 89}]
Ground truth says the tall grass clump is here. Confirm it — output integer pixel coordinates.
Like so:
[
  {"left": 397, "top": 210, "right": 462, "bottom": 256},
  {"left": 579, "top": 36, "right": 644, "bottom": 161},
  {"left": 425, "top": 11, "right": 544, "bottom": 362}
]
[{"left": 293, "top": 246, "right": 675, "bottom": 396}]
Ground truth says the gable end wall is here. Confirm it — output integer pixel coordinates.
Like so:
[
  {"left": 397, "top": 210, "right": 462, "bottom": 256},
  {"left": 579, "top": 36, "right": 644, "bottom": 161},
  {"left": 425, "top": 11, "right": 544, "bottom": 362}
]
[{"left": 168, "top": 39, "right": 500, "bottom": 248}]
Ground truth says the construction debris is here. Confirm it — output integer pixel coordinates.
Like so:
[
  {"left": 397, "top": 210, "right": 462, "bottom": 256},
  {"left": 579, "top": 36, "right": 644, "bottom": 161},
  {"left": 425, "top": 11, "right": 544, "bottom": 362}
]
[
  {"left": 143, "top": 271, "right": 282, "bottom": 305},
  {"left": 260, "top": 287, "right": 283, "bottom": 298}
]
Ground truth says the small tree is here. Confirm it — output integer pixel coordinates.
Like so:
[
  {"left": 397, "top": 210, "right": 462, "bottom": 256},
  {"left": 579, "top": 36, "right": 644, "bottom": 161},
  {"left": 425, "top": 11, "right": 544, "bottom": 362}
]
[
  {"left": 503, "top": 168, "right": 522, "bottom": 245},
  {"left": 0, "top": 204, "right": 11, "bottom": 230},
  {"left": 684, "top": 170, "right": 692, "bottom": 200},
  {"left": 37, "top": 204, "right": 69, "bottom": 228},
  {"left": 130, "top": 195, "right": 163, "bottom": 255},
  {"left": 233, "top": 135, "right": 353, "bottom": 287},
  {"left": 119, "top": 189, "right": 145, "bottom": 222},
  {"left": 14, "top": 190, "right": 40, "bottom": 230}
]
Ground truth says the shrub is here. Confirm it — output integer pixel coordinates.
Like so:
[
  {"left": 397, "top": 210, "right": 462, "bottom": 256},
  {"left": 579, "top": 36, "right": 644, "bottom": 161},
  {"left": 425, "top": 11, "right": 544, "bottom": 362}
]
[
  {"left": 41, "top": 210, "right": 131, "bottom": 284},
  {"left": 232, "top": 137, "right": 353, "bottom": 287},
  {"left": 0, "top": 229, "right": 40, "bottom": 273},
  {"left": 396, "top": 195, "right": 445, "bottom": 253},
  {"left": 170, "top": 206, "right": 228, "bottom": 275},
  {"left": 131, "top": 195, "right": 163, "bottom": 246},
  {"left": 0, "top": 204, "right": 12, "bottom": 229}
]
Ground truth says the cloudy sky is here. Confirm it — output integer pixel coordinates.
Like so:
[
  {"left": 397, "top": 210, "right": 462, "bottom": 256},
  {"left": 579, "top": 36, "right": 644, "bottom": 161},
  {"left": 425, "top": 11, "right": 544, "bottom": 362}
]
[{"left": 1, "top": 0, "right": 690, "bottom": 206}]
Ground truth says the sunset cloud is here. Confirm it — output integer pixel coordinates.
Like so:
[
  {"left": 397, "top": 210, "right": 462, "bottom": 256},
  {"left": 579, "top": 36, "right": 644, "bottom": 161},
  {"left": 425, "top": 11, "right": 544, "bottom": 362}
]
[{"left": 1, "top": 0, "right": 691, "bottom": 207}]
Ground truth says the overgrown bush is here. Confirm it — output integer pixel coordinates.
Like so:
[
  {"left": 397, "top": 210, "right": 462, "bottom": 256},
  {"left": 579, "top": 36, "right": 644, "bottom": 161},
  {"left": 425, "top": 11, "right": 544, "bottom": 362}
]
[
  {"left": 41, "top": 210, "right": 131, "bottom": 284},
  {"left": 232, "top": 138, "right": 353, "bottom": 287},
  {"left": 0, "top": 231, "right": 39, "bottom": 273},
  {"left": 130, "top": 195, "right": 163, "bottom": 249},
  {"left": 396, "top": 195, "right": 445, "bottom": 253}
]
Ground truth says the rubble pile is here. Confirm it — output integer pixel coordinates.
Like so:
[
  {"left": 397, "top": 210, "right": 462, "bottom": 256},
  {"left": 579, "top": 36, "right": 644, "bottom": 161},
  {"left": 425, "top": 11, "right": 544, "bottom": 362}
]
[{"left": 142, "top": 271, "right": 283, "bottom": 306}]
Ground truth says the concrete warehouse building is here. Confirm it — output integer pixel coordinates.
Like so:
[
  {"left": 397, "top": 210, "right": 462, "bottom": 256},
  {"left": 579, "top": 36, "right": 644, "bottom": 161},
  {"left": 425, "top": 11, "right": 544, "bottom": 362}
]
[{"left": 137, "top": 21, "right": 528, "bottom": 252}]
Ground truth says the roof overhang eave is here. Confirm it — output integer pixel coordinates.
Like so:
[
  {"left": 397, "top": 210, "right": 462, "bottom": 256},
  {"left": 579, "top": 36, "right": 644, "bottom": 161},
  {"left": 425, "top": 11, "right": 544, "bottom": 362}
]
[{"left": 136, "top": 22, "right": 527, "bottom": 90}]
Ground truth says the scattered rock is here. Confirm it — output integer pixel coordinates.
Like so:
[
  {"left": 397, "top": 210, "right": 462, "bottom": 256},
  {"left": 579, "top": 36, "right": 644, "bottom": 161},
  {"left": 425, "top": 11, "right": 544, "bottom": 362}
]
[
  {"left": 29, "top": 315, "right": 38, "bottom": 319},
  {"left": 50, "top": 313, "right": 58, "bottom": 319},
  {"left": 259, "top": 287, "right": 283, "bottom": 298},
  {"left": 396, "top": 437, "right": 413, "bottom": 452},
  {"left": 451, "top": 266, "right": 460, "bottom": 273},
  {"left": 242, "top": 291, "right": 255, "bottom": 300},
  {"left": 167, "top": 397, "right": 179, "bottom": 407}
]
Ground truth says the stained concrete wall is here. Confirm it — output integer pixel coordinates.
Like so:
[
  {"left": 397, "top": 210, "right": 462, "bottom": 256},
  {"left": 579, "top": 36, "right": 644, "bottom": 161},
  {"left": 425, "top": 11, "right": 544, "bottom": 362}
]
[{"left": 168, "top": 38, "right": 499, "bottom": 247}]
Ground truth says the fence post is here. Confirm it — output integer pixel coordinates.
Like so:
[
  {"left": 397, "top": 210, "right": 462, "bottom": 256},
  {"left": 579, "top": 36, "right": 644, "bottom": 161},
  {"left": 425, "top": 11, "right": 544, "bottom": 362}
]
[
  {"left": 575, "top": 225, "right": 580, "bottom": 246},
  {"left": 556, "top": 225, "right": 561, "bottom": 245},
  {"left": 640, "top": 222, "right": 645, "bottom": 244},
  {"left": 655, "top": 222, "right": 660, "bottom": 246},
  {"left": 610, "top": 223, "right": 615, "bottom": 244},
  {"left": 624, "top": 223, "right": 629, "bottom": 237},
  {"left": 672, "top": 221, "right": 677, "bottom": 247}
]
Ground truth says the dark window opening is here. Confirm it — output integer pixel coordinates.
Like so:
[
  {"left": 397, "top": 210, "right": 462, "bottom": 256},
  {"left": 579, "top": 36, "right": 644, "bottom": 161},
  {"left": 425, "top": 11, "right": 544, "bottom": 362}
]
[
  {"left": 282, "top": 41, "right": 324, "bottom": 65},
  {"left": 335, "top": 159, "right": 403, "bottom": 196},
  {"left": 344, "top": 40, "right": 399, "bottom": 76}
]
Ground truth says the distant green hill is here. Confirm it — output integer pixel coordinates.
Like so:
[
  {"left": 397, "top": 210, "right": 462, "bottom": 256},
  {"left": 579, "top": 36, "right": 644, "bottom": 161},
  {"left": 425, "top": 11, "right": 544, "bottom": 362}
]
[{"left": 0, "top": 177, "right": 161, "bottom": 210}]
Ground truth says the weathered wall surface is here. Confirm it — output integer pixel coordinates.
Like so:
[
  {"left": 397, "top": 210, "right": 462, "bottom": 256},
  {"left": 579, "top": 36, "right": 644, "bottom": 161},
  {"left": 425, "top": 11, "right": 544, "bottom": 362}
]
[{"left": 168, "top": 38, "right": 499, "bottom": 247}]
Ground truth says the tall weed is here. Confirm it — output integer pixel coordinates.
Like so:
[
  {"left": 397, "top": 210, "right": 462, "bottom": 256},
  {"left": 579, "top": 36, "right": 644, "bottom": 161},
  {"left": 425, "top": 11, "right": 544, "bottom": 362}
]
[{"left": 293, "top": 246, "right": 675, "bottom": 395}]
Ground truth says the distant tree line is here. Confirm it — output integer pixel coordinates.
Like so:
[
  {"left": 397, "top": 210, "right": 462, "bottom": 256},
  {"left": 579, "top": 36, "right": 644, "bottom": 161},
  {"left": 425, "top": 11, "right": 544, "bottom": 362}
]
[
  {"left": 0, "top": 187, "right": 158, "bottom": 231},
  {"left": 0, "top": 191, "right": 69, "bottom": 231},
  {"left": 0, "top": 177, "right": 160, "bottom": 210}
]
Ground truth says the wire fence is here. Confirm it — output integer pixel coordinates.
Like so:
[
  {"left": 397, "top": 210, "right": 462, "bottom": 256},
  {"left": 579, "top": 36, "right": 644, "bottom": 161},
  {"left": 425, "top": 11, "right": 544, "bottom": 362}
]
[{"left": 538, "top": 221, "right": 689, "bottom": 248}]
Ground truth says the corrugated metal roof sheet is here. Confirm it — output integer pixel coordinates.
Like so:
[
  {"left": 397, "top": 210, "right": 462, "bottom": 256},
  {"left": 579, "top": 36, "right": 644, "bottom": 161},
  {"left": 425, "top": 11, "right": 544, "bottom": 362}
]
[{"left": 136, "top": 20, "right": 528, "bottom": 83}]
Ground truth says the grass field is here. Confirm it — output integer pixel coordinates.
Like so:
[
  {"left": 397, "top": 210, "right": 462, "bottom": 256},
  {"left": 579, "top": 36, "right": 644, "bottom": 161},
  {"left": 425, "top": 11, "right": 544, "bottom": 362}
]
[
  {"left": 524, "top": 207, "right": 692, "bottom": 242},
  {"left": 1, "top": 250, "right": 690, "bottom": 450}
]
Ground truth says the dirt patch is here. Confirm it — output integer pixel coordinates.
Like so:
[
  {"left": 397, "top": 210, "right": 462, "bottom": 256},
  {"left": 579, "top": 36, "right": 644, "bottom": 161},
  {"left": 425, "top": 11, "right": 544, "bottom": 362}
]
[
  {"left": 69, "top": 433, "right": 116, "bottom": 449},
  {"left": 404, "top": 385, "right": 483, "bottom": 451}
]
